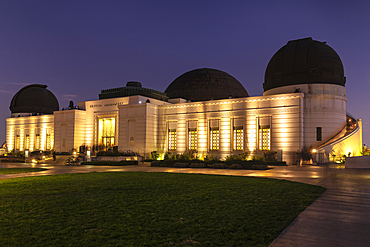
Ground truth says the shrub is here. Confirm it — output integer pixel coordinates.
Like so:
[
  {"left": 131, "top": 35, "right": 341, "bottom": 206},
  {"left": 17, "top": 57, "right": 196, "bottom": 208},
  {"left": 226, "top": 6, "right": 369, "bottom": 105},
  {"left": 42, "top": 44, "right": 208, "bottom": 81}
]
[
  {"left": 151, "top": 151, "right": 159, "bottom": 160},
  {"left": 164, "top": 152, "right": 173, "bottom": 160},
  {"left": 212, "top": 163, "right": 226, "bottom": 169},
  {"left": 96, "top": 150, "right": 137, "bottom": 156},
  {"left": 178, "top": 151, "right": 197, "bottom": 160},
  {"left": 263, "top": 150, "right": 277, "bottom": 162},
  {"left": 81, "top": 161, "right": 138, "bottom": 166},
  {"left": 225, "top": 152, "right": 250, "bottom": 161},
  {"left": 204, "top": 154, "right": 218, "bottom": 162},
  {"left": 265, "top": 161, "right": 286, "bottom": 166},
  {"left": 174, "top": 162, "right": 190, "bottom": 168},
  {"left": 230, "top": 164, "right": 243, "bottom": 169},
  {"left": 6, "top": 151, "right": 25, "bottom": 158},
  {"left": 299, "top": 148, "right": 312, "bottom": 161},
  {"left": 150, "top": 161, "right": 160, "bottom": 167},
  {"left": 161, "top": 160, "right": 175, "bottom": 167},
  {"left": 252, "top": 156, "right": 264, "bottom": 161}
]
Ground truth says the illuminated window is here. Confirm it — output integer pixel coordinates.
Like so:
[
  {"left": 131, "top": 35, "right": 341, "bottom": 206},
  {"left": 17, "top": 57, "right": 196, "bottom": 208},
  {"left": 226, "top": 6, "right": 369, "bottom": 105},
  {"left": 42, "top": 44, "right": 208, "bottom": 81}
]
[
  {"left": 316, "top": 127, "right": 322, "bottom": 141},
  {"left": 233, "top": 126, "right": 243, "bottom": 151},
  {"left": 259, "top": 125, "right": 270, "bottom": 151},
  {"left": 15, "top": 135, "right": 20, "bottom": 150},
  {"left": 210, "top": 127, "right": 219, "bottom": 151},
  {"left": 98, "top": 118, "right": 115, "bottom": 148},
  {"left": 168, "top": 129, "right": 176, "bottom": 151},
  {"left": 25, "top": 135, "right": 30, "bottom": 150},
  {"left": 46, "top": 134, "right": 51, "bottom": 150},
  {"left": 35, "top": 134, "right": 40, "bottom": 150},
  {"left": 188, "top": 128, "right": 197, "bottom": 150}
]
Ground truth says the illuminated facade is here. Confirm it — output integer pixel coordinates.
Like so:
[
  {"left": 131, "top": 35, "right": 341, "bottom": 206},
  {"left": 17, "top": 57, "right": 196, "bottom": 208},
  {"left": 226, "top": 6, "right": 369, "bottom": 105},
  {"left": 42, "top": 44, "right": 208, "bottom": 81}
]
[{"left": 6, "top": 38, "right": 363, "bottom": 164}]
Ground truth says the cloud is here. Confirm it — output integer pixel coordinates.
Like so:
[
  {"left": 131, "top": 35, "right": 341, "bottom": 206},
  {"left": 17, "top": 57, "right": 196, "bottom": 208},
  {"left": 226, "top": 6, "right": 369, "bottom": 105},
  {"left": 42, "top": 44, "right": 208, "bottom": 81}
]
[
  {"left": 0, "top": 89, "right": 11, "bottom": 93},
  {"left": 63, "top": 94, "right": 77, "bottom": 101},
  {"left": 0, "top": 81, "right": 30, "bottom": 86},
  {"left": 0, "top": 82, "right": 30, "bottom": 93}
]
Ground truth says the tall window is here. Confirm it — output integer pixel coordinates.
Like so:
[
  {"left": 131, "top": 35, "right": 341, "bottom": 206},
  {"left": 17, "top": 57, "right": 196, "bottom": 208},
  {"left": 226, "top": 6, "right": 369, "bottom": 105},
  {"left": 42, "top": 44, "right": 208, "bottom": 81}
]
[
  {"left": 15, "top": 135, "right": 20, "bottom": 150},
  {"left": 316, "top": 127, "right": 322, "bottom": 141},
  {"left": 210, "top": 127, "right": 219, "bottom": 151},
  {"left": 168, "top": 129, "right": 176, "bottom": 151},
  {"left": 35, "top": 134, "right": 40, "bottom": 150},
  {"left": 98, "top": 118, "right": 115, "bottom": 148},
  {"left": 233, "top": 126, "right": 243, "bottom": 151},
  {"left": 25, "top": 134, "right": 30, "bottom": 150},
  {"left": 259, "top": 125, "right": 270, "bottom": 151},
  {"left": 46, "top": 133, "right": 51, "bottom": 150},
  {"left": 188, "top": 128, "right": 197, "bottom": 150}
]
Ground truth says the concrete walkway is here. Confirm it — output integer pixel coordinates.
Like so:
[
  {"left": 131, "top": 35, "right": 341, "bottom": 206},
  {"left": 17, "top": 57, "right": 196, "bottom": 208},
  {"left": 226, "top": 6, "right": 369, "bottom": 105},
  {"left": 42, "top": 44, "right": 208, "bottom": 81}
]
[
  {"left": 270, "top": 167, "right": 370, "bottom": 247},
  {"left": 1, "top": 162, "right": 369, "bottom": 246}
]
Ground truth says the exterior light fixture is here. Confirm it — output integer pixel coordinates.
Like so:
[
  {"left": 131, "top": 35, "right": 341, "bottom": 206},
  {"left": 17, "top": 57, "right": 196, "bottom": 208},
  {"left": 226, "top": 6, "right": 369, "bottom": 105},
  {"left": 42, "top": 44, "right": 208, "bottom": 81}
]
[{"left": 312, "top": 149, "right": 317, "bottom": 153}]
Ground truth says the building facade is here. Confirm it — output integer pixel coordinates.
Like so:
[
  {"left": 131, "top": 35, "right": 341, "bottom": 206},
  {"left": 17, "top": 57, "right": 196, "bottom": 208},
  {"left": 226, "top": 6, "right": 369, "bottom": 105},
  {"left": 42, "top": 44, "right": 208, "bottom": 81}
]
[{"left": 6, "top": 38, "right": 363, "bottom": 164}]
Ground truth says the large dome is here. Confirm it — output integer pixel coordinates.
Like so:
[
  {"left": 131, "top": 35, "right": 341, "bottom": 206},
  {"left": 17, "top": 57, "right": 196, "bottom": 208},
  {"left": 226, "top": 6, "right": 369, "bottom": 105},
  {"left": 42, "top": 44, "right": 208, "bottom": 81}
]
[
  {"left": 165, "top": 68, "right": 248, "bottom": 102},
  {"left": 264, "top": 37, "right": 346, "bottom": 92},
  {"left": 10, "top": 84, "right": 59, "bottom": 114}
]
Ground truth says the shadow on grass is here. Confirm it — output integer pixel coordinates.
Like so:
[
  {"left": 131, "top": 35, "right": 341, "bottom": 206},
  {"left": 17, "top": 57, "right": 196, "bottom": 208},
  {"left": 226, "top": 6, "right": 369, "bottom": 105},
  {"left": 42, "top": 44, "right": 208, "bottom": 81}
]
[{"left": 0, "top": 168, "right": 48, "bottom": 175}]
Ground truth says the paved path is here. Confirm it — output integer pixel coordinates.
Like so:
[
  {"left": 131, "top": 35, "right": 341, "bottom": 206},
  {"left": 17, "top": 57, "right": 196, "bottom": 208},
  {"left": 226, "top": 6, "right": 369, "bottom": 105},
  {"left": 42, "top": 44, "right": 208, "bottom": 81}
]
[
  {"left": 270, "top": 167, "right": 370, "bottom": 247},
  {"left": 1, "top": 162, "right": 369, "bottom": 246}
]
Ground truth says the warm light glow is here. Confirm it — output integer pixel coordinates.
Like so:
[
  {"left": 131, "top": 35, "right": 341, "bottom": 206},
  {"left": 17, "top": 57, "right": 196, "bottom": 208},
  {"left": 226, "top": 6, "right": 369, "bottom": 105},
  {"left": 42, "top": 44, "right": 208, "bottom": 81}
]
[
  {"left": 15, "top": 135, "right": 20, "bottom": 150},
  {"left": 188, "top": 129, "right": 197, "bottom": 150},
  {"left": 210, "top": 129, "right": 219, "bottom": 150},
  {"left": 312, "top": 149, "right": 317, "bottom": 153},
  {"left": 168, "top": 129, "right": 176, "bottom": 151},
  {"left": 98, "top": 118, "right": 115, "bottom": 147},
  {"left": 233, "top": 128, "right": 243, "bottom": 150},
  {"left": 35, "top": 134, "right": 40, "bottom": 150},
  {"left": 198, "top": 123, "right": 207, "bottom": 150},
  {"left": 25, "top": 135, "right": 30, "bottom": 150},
  {"left": 259, "top": 127, "right": 270, "bottom": 151},
  {"left": 176, "top": 122, "right": 186, "bottom": 152}
]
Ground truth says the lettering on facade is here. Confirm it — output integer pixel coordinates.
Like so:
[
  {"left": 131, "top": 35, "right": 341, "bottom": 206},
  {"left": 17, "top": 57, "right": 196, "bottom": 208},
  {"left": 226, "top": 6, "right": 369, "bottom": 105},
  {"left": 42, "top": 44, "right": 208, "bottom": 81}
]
[
  {"left": 90, "top": 104, "right": 102, "bottom": 108},
  {"left": 89, "top": 101, "right": 127, "bottom": 108}
]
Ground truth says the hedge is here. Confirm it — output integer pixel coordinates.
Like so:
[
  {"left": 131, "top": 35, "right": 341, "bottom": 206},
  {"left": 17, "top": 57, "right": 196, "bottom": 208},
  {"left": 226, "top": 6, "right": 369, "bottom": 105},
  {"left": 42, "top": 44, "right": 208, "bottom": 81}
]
[{"left": 81, "top": 161, "right": 138, "bottom": 166}]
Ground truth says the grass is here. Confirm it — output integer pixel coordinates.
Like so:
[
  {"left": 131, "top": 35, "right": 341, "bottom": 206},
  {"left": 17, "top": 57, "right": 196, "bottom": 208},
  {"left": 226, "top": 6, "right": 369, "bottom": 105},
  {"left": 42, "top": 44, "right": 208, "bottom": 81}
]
[
  {"left": 0, "top": 168, "right": 48, "bottom": 175},
  {"left": 0, "top": 172, "right": 326, "bottom": 246}
]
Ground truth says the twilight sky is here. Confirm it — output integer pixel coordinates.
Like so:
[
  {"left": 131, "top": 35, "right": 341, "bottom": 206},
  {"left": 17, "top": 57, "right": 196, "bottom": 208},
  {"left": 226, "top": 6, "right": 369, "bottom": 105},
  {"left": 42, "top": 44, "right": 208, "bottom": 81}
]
[{"left": 1, "top": 0, "right": 370, "bottom": 145}]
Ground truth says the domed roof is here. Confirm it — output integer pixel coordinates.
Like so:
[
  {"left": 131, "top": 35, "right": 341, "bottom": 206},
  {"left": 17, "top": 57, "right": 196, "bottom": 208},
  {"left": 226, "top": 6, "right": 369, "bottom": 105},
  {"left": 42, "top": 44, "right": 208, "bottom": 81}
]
[
  {"left": 10, "top": 84, "right": 59, "bottom": 114},
  {"left": 165, "top": 68, "right": 249, "bottom": 102},
  {"left": 264, "top": 37, "right": 346, "bottom": 91}
]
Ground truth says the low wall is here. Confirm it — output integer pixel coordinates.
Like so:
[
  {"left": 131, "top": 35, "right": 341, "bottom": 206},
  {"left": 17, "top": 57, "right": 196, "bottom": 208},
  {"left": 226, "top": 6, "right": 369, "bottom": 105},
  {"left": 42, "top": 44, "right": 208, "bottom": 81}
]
[
  {"left": 96, "top": 156, "right": 142, "bottom": 162},
  {"left": 345, "top": 156, "right": 370, "bottom": 169}
]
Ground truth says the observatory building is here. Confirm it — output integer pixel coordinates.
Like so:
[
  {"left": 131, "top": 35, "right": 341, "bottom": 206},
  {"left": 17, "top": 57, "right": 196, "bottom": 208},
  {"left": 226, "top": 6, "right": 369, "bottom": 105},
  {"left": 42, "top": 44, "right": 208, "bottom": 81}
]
[{"left": 6, "top": 38, "right": 362, "bottom": 164}]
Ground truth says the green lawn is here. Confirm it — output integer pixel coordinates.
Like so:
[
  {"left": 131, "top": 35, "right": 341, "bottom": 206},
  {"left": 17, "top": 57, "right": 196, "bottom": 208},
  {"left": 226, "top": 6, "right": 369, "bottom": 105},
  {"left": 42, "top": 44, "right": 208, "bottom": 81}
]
[
  {"left": 0, "top": 172, "right": 325, "bottom": 246},
  {"left": 0, "top": 168, "right": 48, "bottom": 175}
]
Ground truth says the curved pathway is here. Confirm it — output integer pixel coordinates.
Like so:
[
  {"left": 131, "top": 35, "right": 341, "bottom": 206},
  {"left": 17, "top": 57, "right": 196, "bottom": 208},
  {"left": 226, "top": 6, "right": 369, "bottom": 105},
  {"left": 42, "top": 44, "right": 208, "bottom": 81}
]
[{"left": 1, "top": 162, "right": 369, "bottom": 246}]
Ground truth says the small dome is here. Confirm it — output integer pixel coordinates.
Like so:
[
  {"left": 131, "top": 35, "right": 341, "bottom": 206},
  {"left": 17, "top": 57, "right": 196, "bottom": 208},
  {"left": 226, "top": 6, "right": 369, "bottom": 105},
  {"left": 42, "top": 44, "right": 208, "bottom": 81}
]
[
  {"left": 10, "top": 84, "right": 59, "bottom": 114},
  {"left": 165, "top": 68, "right": 248, "bottom": 102},
  {"left": 264, "top": 37, "right": 346, "bottom": 92}
]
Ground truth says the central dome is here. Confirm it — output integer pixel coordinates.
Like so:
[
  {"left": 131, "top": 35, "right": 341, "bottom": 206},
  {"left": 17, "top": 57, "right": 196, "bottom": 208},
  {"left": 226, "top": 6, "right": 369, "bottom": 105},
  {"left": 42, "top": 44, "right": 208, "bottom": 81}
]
[
  {"left": 165, "top": 68, "right": 248, "bottom": 102},
  {"left": 264, "top": 37, "right": 346, "bottom": 92}
]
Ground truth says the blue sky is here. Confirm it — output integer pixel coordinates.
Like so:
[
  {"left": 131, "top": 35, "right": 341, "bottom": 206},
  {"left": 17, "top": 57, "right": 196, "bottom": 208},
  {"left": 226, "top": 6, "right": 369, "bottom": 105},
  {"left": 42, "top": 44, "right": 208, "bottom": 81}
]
[{"left": 1, "top": 0, "right": 370, "bottom": 144}]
